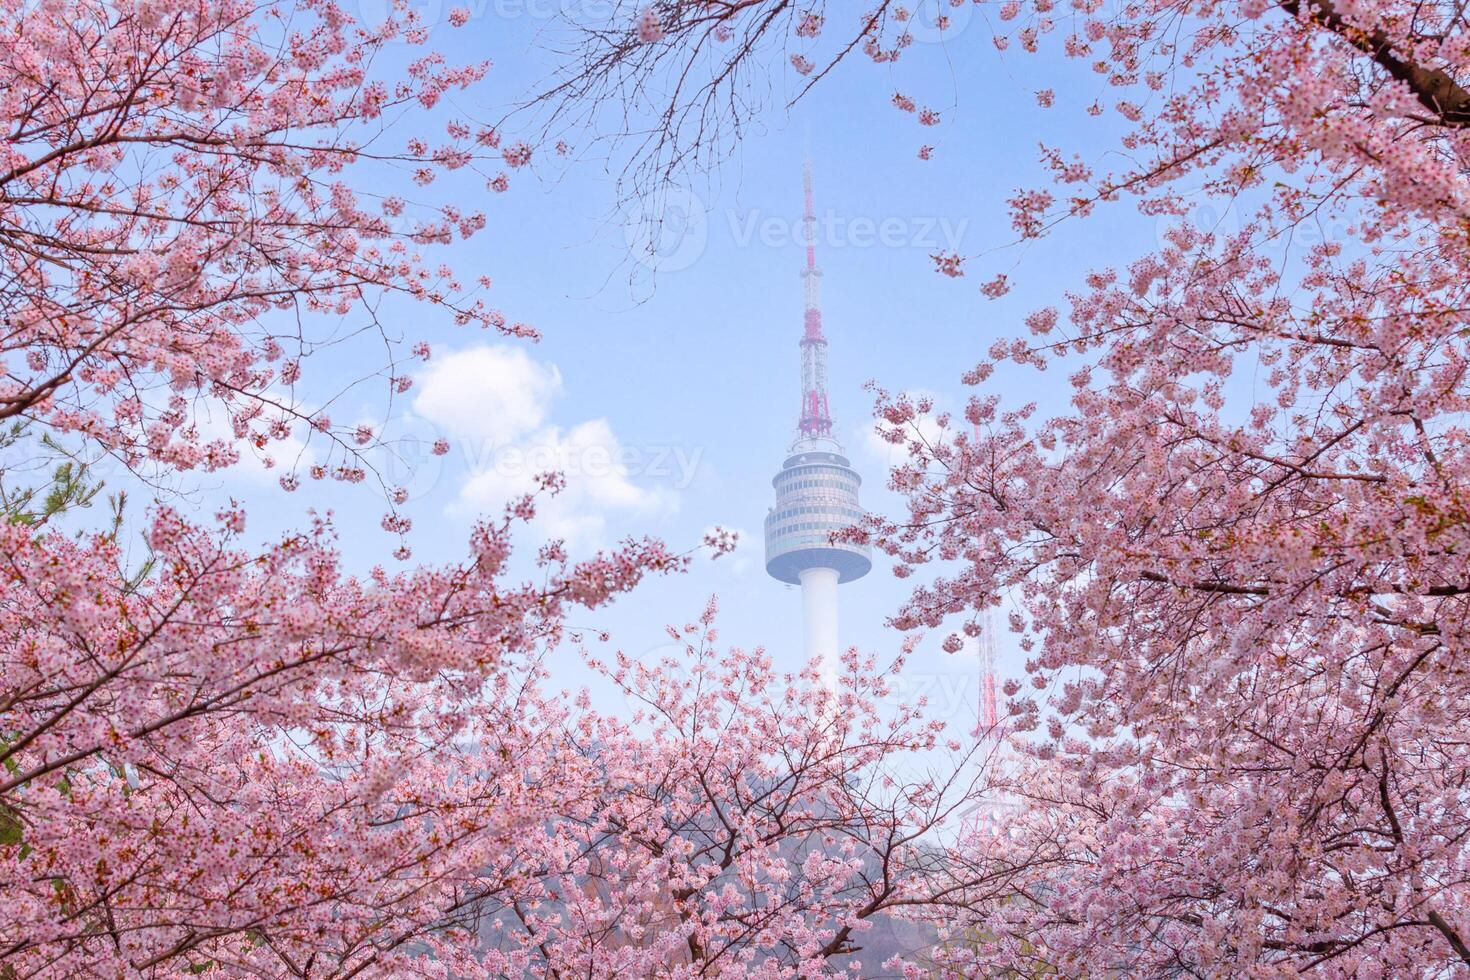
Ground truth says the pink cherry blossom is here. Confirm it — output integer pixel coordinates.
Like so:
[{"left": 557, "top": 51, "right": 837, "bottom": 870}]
[{"left": 637, "top": 7, "right": 664, "bottom": 42}]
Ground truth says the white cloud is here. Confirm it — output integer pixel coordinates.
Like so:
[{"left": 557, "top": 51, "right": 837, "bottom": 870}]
[
  {"left": 413, "top": 345, "right": 561, "bottom": 446},
  {"left": 414, "top": 345, "right": 671, "bottom": 549}
]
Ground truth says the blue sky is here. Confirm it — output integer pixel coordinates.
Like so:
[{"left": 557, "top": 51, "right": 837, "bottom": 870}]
[{"left": 87, "top": 5, "right": 1211, "bottom": 726}]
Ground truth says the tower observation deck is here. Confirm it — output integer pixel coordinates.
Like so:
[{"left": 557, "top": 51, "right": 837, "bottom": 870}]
[{"left": 764, "top": 159, "right": 872, "bottom": 678}]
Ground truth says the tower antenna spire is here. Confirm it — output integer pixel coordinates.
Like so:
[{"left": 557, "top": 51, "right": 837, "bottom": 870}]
[
  {"left": 980, "top": 613, "right": 1000, "bottom": 734},
  {"left": 798, "top": 155, "right": 833, "bottom": 442},
  {"left": 972, "top": 425, "right": 1001, "bottom": 737}
]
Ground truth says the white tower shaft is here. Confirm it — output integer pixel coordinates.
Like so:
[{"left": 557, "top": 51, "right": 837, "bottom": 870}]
[{"left": 799, "top": 566, "right": 841, "bottom": 682}]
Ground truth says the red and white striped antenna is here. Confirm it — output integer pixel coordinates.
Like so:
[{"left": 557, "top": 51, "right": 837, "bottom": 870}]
[
  {"left": 979, "top": 611, "right": 1000, "bottom": 735},
  {"left": 796, "top": 157, "right": 833, "bottom": 441}
]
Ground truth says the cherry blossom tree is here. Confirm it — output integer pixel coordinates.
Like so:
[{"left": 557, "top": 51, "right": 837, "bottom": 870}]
[
  {"left": 1, "top": 0, "right": 523, "bottom": 524},
  {"left": 528, "top": 0, "right": 1470, "bottom": 973},
  {"left": 0, "top": 488, "right": 688, "bottom": 975},
  {"left": 0, "top": 0, "right": 699, "bottom": 973},
  {"left": 473, "top": 601, "right": 1003, "bottom": 977}
]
